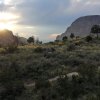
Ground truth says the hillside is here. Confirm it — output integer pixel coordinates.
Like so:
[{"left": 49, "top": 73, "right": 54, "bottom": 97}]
[
  {"left": 0, "top": 37, "right": 100, "bottom": 100},
  {"left": 57, "top": 15, "right": 100, "bottom": 40},
  {"left": 0, "top": 29, "right": 29, "bottom": 47},
  {"left": 0, "top": 29, "right": 17, "bottom": 46}
]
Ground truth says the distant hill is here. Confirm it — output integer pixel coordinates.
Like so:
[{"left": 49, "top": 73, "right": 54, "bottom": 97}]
[
  {"left": 0, "top": 29, "right": 28, "bottom": 47},
  {"left": 0, "top": 29, "right": 17, "bottom": 47},
  {"left": 56, "top": 15, "right": 100, "bottom": 40}
]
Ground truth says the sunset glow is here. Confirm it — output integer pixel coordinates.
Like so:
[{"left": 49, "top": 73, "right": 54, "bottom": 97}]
[
  {"left": 0, "top": 22, "right": 13, "bottom": 30},
  {"left": 0, "top": 12, "right": 20, "bottom": 30}
]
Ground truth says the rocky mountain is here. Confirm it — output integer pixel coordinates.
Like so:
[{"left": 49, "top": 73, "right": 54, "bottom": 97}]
[
  {"left": 56, "top": 15, "right": 100, "bottom": 40},
  {"left": 0, "top": 29, "right": 17, "bottom": 47}
]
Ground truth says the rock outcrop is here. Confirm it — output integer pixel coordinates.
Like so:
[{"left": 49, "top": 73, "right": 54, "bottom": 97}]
[
  {"left": 0, "top": 29, "right": 17, "bottom": 47},
  {"left": 56, "top": 15, "right": 100, "bottom": 40}
]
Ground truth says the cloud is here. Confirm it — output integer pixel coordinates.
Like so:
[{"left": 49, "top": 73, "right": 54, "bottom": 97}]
[
  {"left": 14, "top": 0, "right": 71, "bottom": 26},
  {"left": 49, "top": 33, "right": 60, "bottom": 39},
  {"left": 0, "top": 0, "right": 100, "bottom": 41},
  {"left": 0, "top": 3, "right": 13, "bottom": 11},
  {"left": 66, "top": 0, "right": 100, "bottom": 14},
  {"left": 2, "top": 0, "right": 100, "bottom": 27},
  {"left": 10, "top": 0, "right": 100, "bottom": 27}
]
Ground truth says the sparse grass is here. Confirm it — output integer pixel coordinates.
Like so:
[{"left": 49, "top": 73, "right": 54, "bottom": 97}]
[{"left": 0, "top": 38, "right": 100, "bottom": 100}]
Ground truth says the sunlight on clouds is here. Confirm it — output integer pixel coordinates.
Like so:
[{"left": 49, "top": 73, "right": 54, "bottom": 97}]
[
  {"left": 13, "top": 25, "right": 37, "bottom": 38},
  {"left": 0, "top": 1, "right": 2, "bottom": 4},
  {"left": 75, "top": 0, "right": 82, "bottom": 2},
  {"left": 0, "top": 12, "right": 20, "bottom": 21},
  {"left": 24, "top": 26, "right": 35, "bottom": 29},
  {"left": 71, "top": 0, "right": 82, "bottom": 3},
  {"left": 4, "top": 0, "right": 24, "bottom": 5},
  {"left": 86, "top": 0, "right": 100, "bottom": 5},
  {"left": 19, "top": 33, "right": 38, "bottom": 39},
  {"left": 0, "top": 12, "right": 20, "bottom": 30},
  {"left": 49, "top": 33, "right": 60, "bottom": 39},
  {"left": 66, "top": 0, "right": 100, "bottom": 14},
  {"left": 0, "top": 0, "right": 100, "bottom": 41},
  {"left": 0, "top": 23, "right": 14, "bottom": 30},
  {"left": 4, "top": 0, "right": 12, "bottom": 4}
]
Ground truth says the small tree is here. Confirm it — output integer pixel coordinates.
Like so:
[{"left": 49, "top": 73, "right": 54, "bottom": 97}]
[
  {"left": 91, "top": 25, "right": 100, "bottom": 38},
  {"left": 35, "top": 38, "right": 42, "bottom": 44},
  {"left": 70, "top": 33, "right": 75, "bottom": 39},
  {"left": 85, "top": 35, "right": 92, "bottom": 42},
  {"left": 15, "top": 33, "right": 19, "bottom": 46},
  {"left": 62, "top": 36, "right": 68, "bottom": 42},
  {"left": 55, "top": 40, "right": 59, "bottom": 42},
  {"left": 27, "top": 36, "right": 34, "bottom": 43},
  {"left": 35, "top": 38, "right": 39, "bottom": 44}
]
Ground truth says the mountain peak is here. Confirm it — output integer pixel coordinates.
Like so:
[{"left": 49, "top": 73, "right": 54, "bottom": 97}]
[{"left": 56, "top": 15, "right": 100, "bottom": 40}]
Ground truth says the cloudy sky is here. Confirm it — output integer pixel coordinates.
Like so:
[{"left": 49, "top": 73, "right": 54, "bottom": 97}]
[{"left": 0, "top": 0, "right": 100, "bottom": 42}]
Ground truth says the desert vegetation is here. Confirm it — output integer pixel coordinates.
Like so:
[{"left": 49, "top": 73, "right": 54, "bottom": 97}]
[
  {"left": 0, "top": 30, "right": 100, "bottom": 100},
  {"left": 0, "top": 0, "right": 100, "bottom": 99}
]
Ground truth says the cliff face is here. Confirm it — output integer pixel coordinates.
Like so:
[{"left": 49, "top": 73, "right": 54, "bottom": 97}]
[
  {"left": 0, "top": 29, "right": 17, "bottom": 47},
  {"left": 56, "top": 15, "right": 100, "bottom": 40}
]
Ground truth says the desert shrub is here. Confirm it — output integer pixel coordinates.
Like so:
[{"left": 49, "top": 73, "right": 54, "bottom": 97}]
[
  {"left": 35, "top": 79, "right": 51, "bottom": 90},
  {"left": 24, "top": 64, "right": 43, "bottom": 80},
  {"left": 70, "top": 33, "right": 75, "bottom": 39},
  {"left": 66, "top": 57, "right": 83, "bottom": 67},
  {"left": 76, "top": 36, "right": 80, "bottom": 39},
  {"left": 34, "top": 46, "right": 56, "bottom": 54},
  {"left": 0, "top": 48, "right": 7, "bottom": 54},
  {"left": 57, "top": 42, "right": 64, "bottom": 46},
  {"left": 55, "top": 75, "right": 85, "bottom": 100},
  {"left": 0, "top": 62, "right": 25, "bottom": 100},
  {"left": 27, "top": 36, "right": 34, "bottom": 43},
  {"left": 62, "top": 36, "right": 68, "bottom": 42},
  {"left": 34, "top": 47, "right": 44, "bottom": 53},
  {"left": 85, "top": 35, "right": 93, "bottom": 42},
  {"left": 78, "top": 64, "right": 98, "bottom": 82},
  {"left": 4, "top": 45, "right": 18, "bottom": 53},
  {"left": 34, "top": 79, "right": 59, "bottom": 100},
  {"left": 74, "top": 40, "right": 84, "bottom": 46},
  {"left": 50, "top": 47, "right": 56, "bottom": 52},
  {"left": 67, "top": 43, "right": 76, "bottom": 51},
  {"left": 43, "top": 47, "right": 55, "bottom": 53},
  {"left": 24, "top": 57, "right": 58, "bottom": 80},
  {"left": 74, "top": 41, "right": 81, "bottom": 45},
  {"left": 84, "top": 93, "right": 98, "bottom": 100}
]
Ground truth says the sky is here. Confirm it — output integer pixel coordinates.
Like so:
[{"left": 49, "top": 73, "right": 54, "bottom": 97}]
[{"left": 0, "top": 0, "right": 100, "bottom": 42}]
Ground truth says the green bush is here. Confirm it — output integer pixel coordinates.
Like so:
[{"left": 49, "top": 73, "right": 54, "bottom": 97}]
[
  {"left": 34, "top": 47, "right": 44, "bottom": 53},
  {"left": 4, "top": 45, "right": 18, "bottom": 53},
  {"left": 35, "top": 79, "right": 51, "bottom": 90},
  {"left": 62, "top": 36, "right": 68, "bottom": 42},
  {"left": 0, "top": 62, "right": 25, "bottom": 100},
  {"left": 67, "top": 43, "right": 76, "bottom": 51},
  {"left": 85, "top": 35, "right": 93, "bottom": 42}
]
